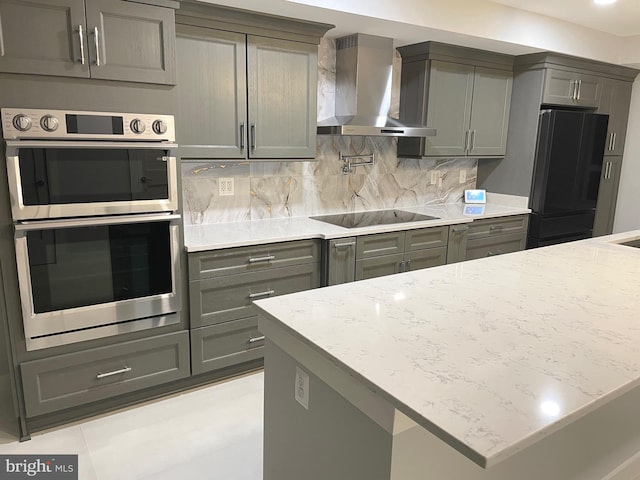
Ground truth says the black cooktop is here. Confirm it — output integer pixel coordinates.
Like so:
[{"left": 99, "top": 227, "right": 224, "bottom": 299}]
[{"left": 310, "top": 210, "right": 439, "bottom": 229}]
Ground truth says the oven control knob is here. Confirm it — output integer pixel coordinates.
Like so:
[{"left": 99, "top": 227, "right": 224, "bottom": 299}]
[
  {"left": 40, "top": 114, "right": 59, "bottom": 132},
  {"left": 130, "top": 119, "right": 146, "bottom": 134},
  {"left": 152, "top": 119, "right": 167, "bottom": 135},
  {"left": 12, "top": 114, "right": 32, "bottom": 132}
]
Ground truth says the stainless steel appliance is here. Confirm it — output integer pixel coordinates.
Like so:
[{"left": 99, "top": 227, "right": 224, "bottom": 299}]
[
  {"left": 528, "top": 109, "right": 609, "bottom": 248},
  {"left": 1, "top": 108, "right": 181, "bottom": 350}
]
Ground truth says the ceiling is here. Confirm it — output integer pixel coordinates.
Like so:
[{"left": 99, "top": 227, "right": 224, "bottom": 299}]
[{"left": 488, "top": 0, "right": 640, "bottom": 37}]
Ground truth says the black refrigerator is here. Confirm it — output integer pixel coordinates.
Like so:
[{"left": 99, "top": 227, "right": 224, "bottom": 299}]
[{"left": 527, "top": 109, "right": 609, "bottom": 248}]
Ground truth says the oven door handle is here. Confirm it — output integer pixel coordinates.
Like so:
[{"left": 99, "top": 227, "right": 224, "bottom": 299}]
[
  {"left": 15, "top": 213, "right": 181, "bottom": 232},
  {"left": 4, "top": 140, "right": 178, "bottom": 152}
]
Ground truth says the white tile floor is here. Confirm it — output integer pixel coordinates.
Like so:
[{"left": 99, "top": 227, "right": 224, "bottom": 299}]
[{"left": 0, "top": 371, "right": 264, "bottom": 480}]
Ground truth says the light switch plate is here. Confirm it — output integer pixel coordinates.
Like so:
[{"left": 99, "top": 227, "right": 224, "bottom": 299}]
[
  {"left": 295, "top": 366, "right": 309, "bottom": 410},
  {"left": 219, "top": 177, "right": 234, "bottom": 196},
  {"left": 459, "top": 170, "right": 466, "bottom": 184},
  {"left": 430, "top": 171, "right": 439, "bottom": 185}
]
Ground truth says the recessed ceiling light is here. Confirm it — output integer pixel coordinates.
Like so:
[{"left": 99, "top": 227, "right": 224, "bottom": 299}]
[{"left": 593, "top": 0, "right": 617, "bottom": 5}]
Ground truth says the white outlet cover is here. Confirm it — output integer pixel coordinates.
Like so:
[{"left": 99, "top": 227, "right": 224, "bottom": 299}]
[
  {"left": 459, "top": 170, "right": 467, "bottom": 184},
  {"left": 430, "top": 171, "right": 438, "bottom": 185},
  {"left": 295, "top": 366, "right": 309, "bottom": 410},
  {"left": 219, "top": 177, "right": 234, "bottom": 196}
]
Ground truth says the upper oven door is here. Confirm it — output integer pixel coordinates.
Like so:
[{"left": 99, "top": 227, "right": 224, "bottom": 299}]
[{"left": 5, "top": 141, "right": 178, "bottom": 220}]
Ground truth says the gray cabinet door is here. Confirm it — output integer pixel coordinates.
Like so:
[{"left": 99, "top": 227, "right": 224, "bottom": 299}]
[
  {"left": 191, "top": 317, "right": 264, "bottom": 375},
  {"left": 574, "top": 73, "right": 601, "bottom": 107},
  {"left": 247, "top": 36, "right": 317, "bottom": 159},
  {"left": 599, "top": 79, "right": 632, "bottom": 157},
  {"left": 542, "top": 68, "right": 577, "bottom": 106},
  {"left": 326, "top": 238, "right": 356, "bottom": 286},
  {"left": 469, "top": 67, "right": 512, "bottom": 157},
  {"left": 425, "top": 61, "right": 474, "bottom": 156},
  {"left": 403, "top": 247, "right": 447, "bottom": 272},
  {"left": 446, "top": 224, "right": 469, "bottom": 264},
  {"left": 405, "top": 226, "right": 448, "bottom": 251},
  {"left": 355, "top": 254, "right": 403, "bottom": 281},
  {"left": 356, "top": 231, "right": 405, "bottom": 259},
  {"left": 176, "top": 25, "right": 247, "bottom": 159},
  {"left": 593, "top": 156, "right": 622, "bottom": 237},
  {"left": 0, "top": 0, "right": 89, "bottom": 77},
  {"left": 85, "top": 0, "right": 176, "bottom": 84}
]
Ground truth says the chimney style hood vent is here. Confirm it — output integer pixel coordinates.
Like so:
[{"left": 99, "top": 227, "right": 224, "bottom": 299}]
[{"left": 317, "top": 34, "right": 436, "bottom": 137}]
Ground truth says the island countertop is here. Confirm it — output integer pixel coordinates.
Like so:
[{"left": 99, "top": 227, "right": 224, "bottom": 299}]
[{"left": 253, "top": 231, "right": 640, "bottom": 468}]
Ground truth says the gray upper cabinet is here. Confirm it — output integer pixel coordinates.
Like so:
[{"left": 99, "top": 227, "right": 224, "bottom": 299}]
[
  {"left": 0, "top": 0, "right": 88, "bottom": 77},
  {"left": 176, "top": 26, "right": 246, "bottom": 159},
  {"left": 398, "top": 42, "right": 513, "bottom": 159},
  {"left": 542, "top": 68, "right": 601, "bottom": 107},
  {"left": 599, "top": 79, "right": 633, "bottom": 157},
  {"left": 0, "top": 0, "right": 176, "bottom": 84},
  {"left": 175, "top": 10, "right": 325, "bottom": 161}
]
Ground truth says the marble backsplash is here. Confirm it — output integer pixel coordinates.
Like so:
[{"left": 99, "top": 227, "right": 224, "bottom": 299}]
[{"left": 181, "top": 37, "right": 478, "bottom": 225}]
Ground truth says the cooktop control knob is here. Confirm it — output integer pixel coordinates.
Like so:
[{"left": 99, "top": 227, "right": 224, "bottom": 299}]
[
  {"left": 40, "top": 114, "right": 59, "bottom": 132},
  {"left": 130, "top": 118, "right": 146, "bottom": 134},
  {"left": 12, "top": 114, "right": 32, "bottom": 132},
  {"left": 152, "top": 119, "right": 167, "bottom": 135}
]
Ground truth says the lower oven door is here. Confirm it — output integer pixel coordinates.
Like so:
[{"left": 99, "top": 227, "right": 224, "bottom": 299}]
[{"left": 15, "top": 213, "right": 182, "bottom": 350}]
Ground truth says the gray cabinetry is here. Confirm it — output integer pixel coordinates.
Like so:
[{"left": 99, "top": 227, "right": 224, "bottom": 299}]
[
  {"left": 542, "top": 68, "right": 601, "bottom": 107},
  {"left": 20, "top": 331, "right": 190, "bottom": 417},
  {"left": 188, "top": 239, "right": 320, "bottom": 374},
  {"left": 446, "top": 224, "right": 469, "bottom": 264},
  {"left": 175, "top": 6, "right": 328, "bottom": 161},
  {"left": 465, "top": 215, "right": 528, "bottom": 261},
  {"left": 599, "top": 79, "right": 632, "bottom": 157},
  {"left": 398, "top": 42, "right": 513, "bottom": 158},
  {"left": 325, "top": 238, "right": 356, "bottom": 286},
  {"left": 0, "top": 0, "right": 176, "bottom": 84},
  {"left": 593, "top": 156, "right": 622, "bottom": 237}
]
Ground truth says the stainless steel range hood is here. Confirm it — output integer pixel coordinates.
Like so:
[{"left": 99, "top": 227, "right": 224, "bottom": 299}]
[{"left": 317, "top": 34, "right": 436, "bottom": 137}]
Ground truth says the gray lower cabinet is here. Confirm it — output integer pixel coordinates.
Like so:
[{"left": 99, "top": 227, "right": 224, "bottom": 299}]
[
  {"left": 0, "top": 0, "right": 176, "bottom": 84},
  {"left": 191, "top": 317, "right": 264, "bottom": 375},
  {"left": 464, "top": 215, "right": 529, "bottom": 261},
  {"left": 188, "top": 239, "right": 321, "bottom": 374},
  {"left": 176, "top": 24, "right": 317, "bottom": 160},
  {"left": 20, "top": 331, "right": 190, "bottom": 417},
  {"left": 446, "top": 224, "right": 469, "bottom": 264},
  {"left": 355, "top": 253, "right": 404, "bottom": 281},
  {"left": 593, "top": 156, "right": 622, "bottom": 237},
  {"left": 325, "top": 238, "right": 356, "bottom": 286}
]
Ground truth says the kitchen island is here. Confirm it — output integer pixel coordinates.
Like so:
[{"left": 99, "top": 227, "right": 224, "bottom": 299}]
[{"left": 254, "top": 231, "right": 640, "bottom": 479}]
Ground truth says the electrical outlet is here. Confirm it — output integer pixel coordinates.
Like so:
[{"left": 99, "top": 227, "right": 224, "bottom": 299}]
[
  {"left": 295, "top": 366, "right": 309, "bottom": 410},
  {"left": 430, "top": 171, "right": 439, "bottom": 185},
  {"left": 459, "top": 169, "right": 467, "bottom": 184},
  {"left": 219, "top": 177, "right": 234, "bottom": 196}
]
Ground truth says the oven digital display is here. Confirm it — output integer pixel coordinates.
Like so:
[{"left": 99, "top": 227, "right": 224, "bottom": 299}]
[{"left": 65, "top": 114, "right": 124, "bottom": 135}]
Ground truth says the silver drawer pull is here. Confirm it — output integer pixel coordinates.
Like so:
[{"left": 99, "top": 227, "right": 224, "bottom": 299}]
[
  {"left": 78, "top": 25, "right": 85, "bottom": 65},
  {"left": 452, "top": 225, "right": 469, "bottom": 232},
  {"left": 487, "top": 251, "right": 501, "bottom": 257},
  {"left": 489, "top": 225, "right": 504, "bottom": 231},
  {"left": 249, "top": 290, "right": 274, "bottom": 299},
  {"left": 249, "top": 335, "right": 265, "bottom": 344},
  {"left": 96, "top": 366, "right": 131, "bottom": 379},
  {"left": 333, "top": 242, "right": 355, "bottom": 248},
  {"left": 248, "top": 255, "right": 275, "bottom": 264}
]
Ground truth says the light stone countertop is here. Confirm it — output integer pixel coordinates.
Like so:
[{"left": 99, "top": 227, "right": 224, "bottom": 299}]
[
  {"left": 183, "top": 201, "right": 531, "bottom": 252},
  {"left": 253, "top": 231, "right": 640, "bottom": 468}
]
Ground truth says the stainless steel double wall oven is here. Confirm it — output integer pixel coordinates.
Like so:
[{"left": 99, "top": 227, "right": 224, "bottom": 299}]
[{"left": 1, "top": 108, "right": 181, "bottom": 350}]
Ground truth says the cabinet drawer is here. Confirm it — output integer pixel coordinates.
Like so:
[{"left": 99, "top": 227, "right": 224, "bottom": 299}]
[
  {"left": 467, "top": 215, "right": 528, "bottom": 240},
  {"left": 188, "top": 240, "right": 319, "bottom": 280},
  {"left": 356, "top": 232, "right": 405, "bottom": 259},
  {"left": 355, "top": 253, "right": 403, "bottom": 281},
  {"left": 20, "top": 331, "right": 190, "bottom": 417},
  {"left": 191, "top": 317, "right": 264, "bottom": 375},
  {"left": 404, "top": 246, "right": 447, "bottom": 271},
  {"left": 405, "top": 226, "right": 448, "bottom": 251},
  {"left": 465, "top": 233, "right": 526, "bottom": 261},
  {"left": 190, "top": 263, "right": 320, "bottom": 328}
]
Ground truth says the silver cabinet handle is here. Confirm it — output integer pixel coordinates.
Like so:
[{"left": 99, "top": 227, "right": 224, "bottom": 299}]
[
  {"left": 489, "top": 225, "right": 504, "bottom": 231},
  {"left": 606, "top": 161, "right": 612, "bottom": 180},
  {"left": 570, "top": 80, "right": 576, "bottom": 100},
  {"left": 608, "top": 132, "right": 614, "bottom": 151},
  {"left": 464, "top": 130, "right": 470, "bottom": 153},
  {"left": 96, "top": 366, "right": 131, "bottom": 379},
  {"left": 248, "top": 255, "right": 275, "bottom": 264},
  {"left": 249, "top": 290, "right": 274, "bottom": 299},
  {"left": 470, "top": 129, "right": 476, "bottom": 152},
  {"left": 248, "top": 335, "right": 265, "bottom": 344},
  {"left": 452, "top": 225, "right": 469, "bottom": 233},
  {"left": 333, "top": 242, "right": 355, "bottom": 248},
  {"left": 240, "top": 123, "right": 245, "bottom": 151},
  {"left": 93, "top": 27, "right": 100, "bottom": 66},
  {"left": 406, "top": 260, "right": 411, "bottom": 271},
  {"left": 487, "top": 251, "right": 500, "bottom": 257},
  {"left": 250, "top": 124, "right": 256, "bottom": 150},
  {"left": 399, "top": 261, "right": 405, "bottom": 273},
  {"left": 577, "top": 80, "right": 582, "bottom": 101},
  {"left": 78, "top": 25, "right": 85, "bottom": 65},
  {"left": 612, "top": 132, "right": 617, "bottom": 152}
]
